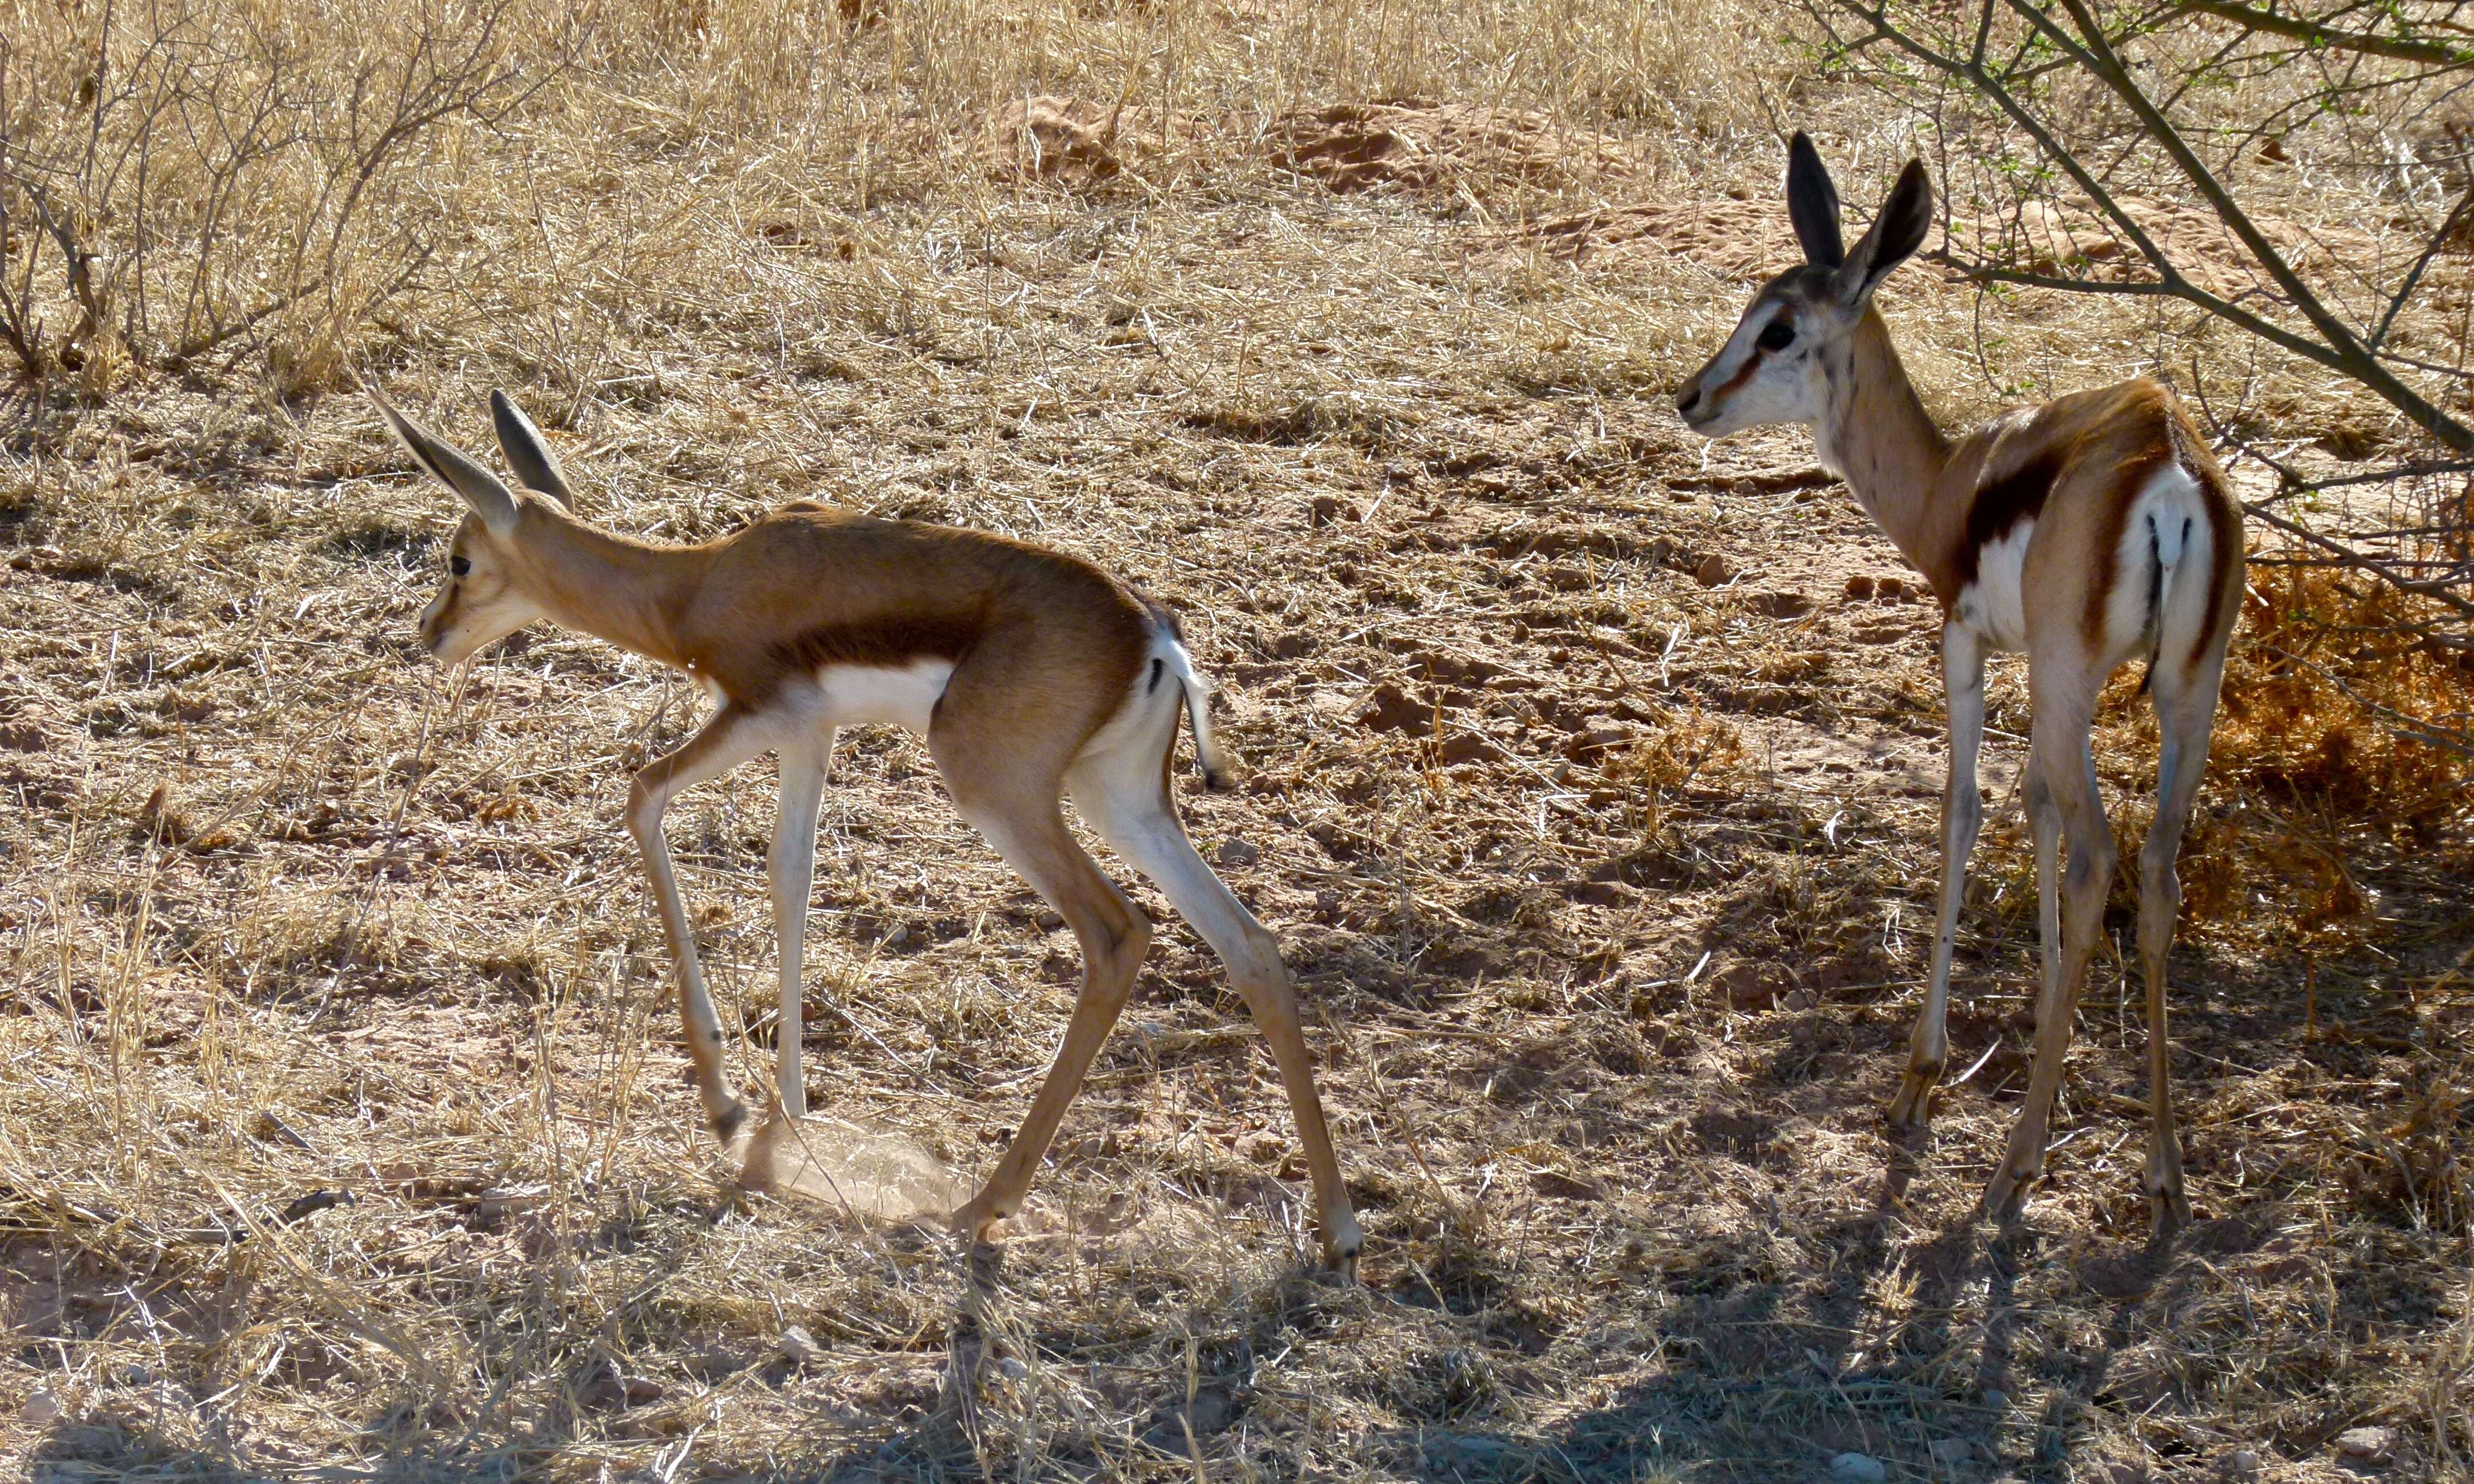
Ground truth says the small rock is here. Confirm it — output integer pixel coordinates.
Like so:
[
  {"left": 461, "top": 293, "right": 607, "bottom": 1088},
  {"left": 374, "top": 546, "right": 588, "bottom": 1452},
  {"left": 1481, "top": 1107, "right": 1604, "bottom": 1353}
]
[
  {"left": 681, "top": 1345, "right": 746, "bottom": 1382},
  {"left": 21, "top": 1389, "right": 62, "bottom": 1424},
  {"left": 995, "top": 1356, "right": 1028, "bottom": 1382},
  {"left": 2334, "top": 1427, "right": 2394, "bottom": 1462},
  {"left": 776, "top": 1324, "right": 820, "bottom": 1367},
  {"left": 1436, "top": 732, "right": 1503, "bottom": 765},
  {"left": 1308, "top": 495, "right": 1359, "bottom": 527},
  {"left": 1929, "top": 1436, "right": 1975, "bottom": 1466},
  {"left": 1695, "top": 553, "right": 1732, "bottom": 588},
  {"left": 1357, "top": 682, "right": 1427, "bottom": 733},
  {"left": 1710, "top": 960, "right": 1779, "bottom": 1011},
  {"left": 1783, "top": 989, "right": 1814, "bottom": 1011},
  {"left": 1981, "top": 1390, "right": 2008, "bottom": 1410},
  {"left": 1831, "top": 1453, "right": 1888, "bottom": 1484},
  {"left": 1143, "top": 1385, "right": 1241, "bottom": 1447},
  {"left": 1212, "top": 838, "right": 1260, "bottom": 868},
  {"left": 2227, "top": 1448, "right": 2262, "bottom": 1479},
  {"left": 2105, "top": 1462, "right": 2149, "bottom": 1484},
  {"left": 579, "top": 1372, "right": 661, "bottom": 1411},
  {"left": 1561, "top": 725, "right": 1632, "bottom": 761}
]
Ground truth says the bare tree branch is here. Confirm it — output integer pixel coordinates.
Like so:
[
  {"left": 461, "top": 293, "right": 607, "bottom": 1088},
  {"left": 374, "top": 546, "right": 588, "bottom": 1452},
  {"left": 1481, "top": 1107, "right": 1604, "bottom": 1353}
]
[{"left": 2181, "top": 0, "right": 2474, "bottom": 67}]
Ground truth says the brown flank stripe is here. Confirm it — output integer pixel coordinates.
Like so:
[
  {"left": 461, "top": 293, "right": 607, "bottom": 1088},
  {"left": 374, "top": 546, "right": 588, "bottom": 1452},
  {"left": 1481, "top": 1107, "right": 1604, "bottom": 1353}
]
[
  {"left": 1955, "top": 447, "right": 2062, "bottom": 594},
  {"left": 767, "top": 614, "right": 983, "bottom": 682}
]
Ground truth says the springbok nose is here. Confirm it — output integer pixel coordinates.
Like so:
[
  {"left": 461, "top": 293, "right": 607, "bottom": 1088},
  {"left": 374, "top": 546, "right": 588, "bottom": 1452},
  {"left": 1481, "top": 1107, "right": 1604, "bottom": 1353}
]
[{"left": 1674, "top": 384, "right": 1701, "bottom": 420}]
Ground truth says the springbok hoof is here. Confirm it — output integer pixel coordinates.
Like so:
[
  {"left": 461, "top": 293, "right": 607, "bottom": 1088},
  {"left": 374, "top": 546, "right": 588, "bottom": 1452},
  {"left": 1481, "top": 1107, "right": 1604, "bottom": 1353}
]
[
  {"left": 2149, "top": 1182, "right": 2191, "bottom": 1239},
  {"left": 1982, "top": 1165, "right": 2036, "bottom": 1226},
  {"left": 947, "top": 1195, "right": 1003, "bottom": 1245},
  {"left": 1885, "top": 1077, "right": 1936, "bottom": 1134}
]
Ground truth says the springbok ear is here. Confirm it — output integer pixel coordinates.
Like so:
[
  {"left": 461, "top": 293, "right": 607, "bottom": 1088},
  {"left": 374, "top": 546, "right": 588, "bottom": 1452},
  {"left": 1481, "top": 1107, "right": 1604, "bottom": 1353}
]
[
  {"left": 490, "top": 390, "right": 573, "bottom": 507},
  {"left": 372, "top": 390, "right": 520, "bottom": 540},
  {"left": 1786, "top": 132, "right": 1845, "bottom": 269},
  {"left": 1831, "top": 157, "right": 1934, "bottom": 306}
]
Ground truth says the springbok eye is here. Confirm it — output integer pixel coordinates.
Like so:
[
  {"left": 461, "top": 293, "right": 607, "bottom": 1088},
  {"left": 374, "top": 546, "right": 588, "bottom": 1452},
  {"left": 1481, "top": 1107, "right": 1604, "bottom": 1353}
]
[
  {"left": 449, "top": 555, "right": 471, "bottom": 577},
  {"left": 1756, "top": 321, "right": 1797, "bottom": 352}
]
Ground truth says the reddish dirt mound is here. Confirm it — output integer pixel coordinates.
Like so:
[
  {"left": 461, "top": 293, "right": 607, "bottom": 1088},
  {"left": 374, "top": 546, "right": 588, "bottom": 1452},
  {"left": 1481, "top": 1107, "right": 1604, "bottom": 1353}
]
[
  {"left": 1272, "top": 98, "right": 1633, "bottom": 197},
  {"left": 984, "top": 95, "right": 1152, "bottom": 186}
]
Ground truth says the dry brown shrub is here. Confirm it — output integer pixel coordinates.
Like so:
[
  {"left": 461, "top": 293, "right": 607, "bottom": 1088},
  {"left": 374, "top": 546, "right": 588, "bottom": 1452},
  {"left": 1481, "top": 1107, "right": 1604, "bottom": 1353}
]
[{"left": 2210, "top": 565, "right": 2472, "bottom": 827}]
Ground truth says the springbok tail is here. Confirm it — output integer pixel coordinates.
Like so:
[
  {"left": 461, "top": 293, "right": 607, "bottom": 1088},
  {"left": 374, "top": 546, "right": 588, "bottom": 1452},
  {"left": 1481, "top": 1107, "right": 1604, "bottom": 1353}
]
[
  {"left": 2137, "top": 503, "right": 2196, "bottom": 696},
  {"left": 1152, "top": 634, "right": 1236, "bottom": 791}
]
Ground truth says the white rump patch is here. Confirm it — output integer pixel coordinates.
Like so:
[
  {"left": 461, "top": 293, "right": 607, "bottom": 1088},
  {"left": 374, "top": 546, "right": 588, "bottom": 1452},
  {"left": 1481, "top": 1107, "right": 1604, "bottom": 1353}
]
[
  {"left": 1073, "top": 635, "right": 1188, "bottom": 770},
  {"left": 2099, "top": 461, "right": 2207, "bottom": 662},
  {"left": 735, "top": 1111, "right": 968, "bottom": 1223},
  {"left": 809, "top": 658, "right": 955, "bottom": 733}
]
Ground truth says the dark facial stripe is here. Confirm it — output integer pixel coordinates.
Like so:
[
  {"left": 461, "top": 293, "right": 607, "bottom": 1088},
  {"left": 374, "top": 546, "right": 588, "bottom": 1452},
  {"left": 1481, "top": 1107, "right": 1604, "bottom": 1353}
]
[
  {"left": 1708, "top": 346, "right": 1767, "bottom": 404},
  {"left": 1955, "top": 449, "right": 2062, "bottom": 593}
]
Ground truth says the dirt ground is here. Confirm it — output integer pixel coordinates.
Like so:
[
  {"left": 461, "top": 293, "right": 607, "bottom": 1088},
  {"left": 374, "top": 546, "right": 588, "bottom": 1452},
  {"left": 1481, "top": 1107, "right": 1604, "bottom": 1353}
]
[{"left": 2, "top": 18, "right": 2471, "bottom": 1484}]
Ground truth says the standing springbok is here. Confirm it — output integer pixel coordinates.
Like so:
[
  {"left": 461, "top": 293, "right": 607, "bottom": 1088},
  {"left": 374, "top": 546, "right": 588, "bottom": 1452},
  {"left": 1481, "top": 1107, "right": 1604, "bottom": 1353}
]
[
  {"left": 1673, "top": 137, "right": 2244, "bottom": 1233},
  {"left": 373, "top": 390, "right": 1362, "bottom": 1273}
]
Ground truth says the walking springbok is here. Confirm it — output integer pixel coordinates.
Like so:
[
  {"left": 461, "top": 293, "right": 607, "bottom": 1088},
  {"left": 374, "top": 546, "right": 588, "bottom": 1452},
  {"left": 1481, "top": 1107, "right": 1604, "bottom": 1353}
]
[
  {"left": 1673, "top": 137, "right": 2244, "bottom": 1233},
  {"left": 373, "top": 390, "right": 1362, "bottom": 1273}
]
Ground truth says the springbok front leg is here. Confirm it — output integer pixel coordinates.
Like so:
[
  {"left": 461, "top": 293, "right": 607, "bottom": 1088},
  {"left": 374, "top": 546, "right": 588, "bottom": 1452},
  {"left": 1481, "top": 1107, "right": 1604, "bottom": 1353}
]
[
  {"left": 768, "top": 740, "right": 831, "bottom": 1120},
  {"left": 2134, "top": 656, "right": 2227, "bottom": 1234},
  {"left": 1069, "top": 748, "right": 1364, "bottom": 1274},
  {"left": 1891, "top": 622, "right": 1989, "bottom": 1132},
  {"left": 1985, "top": 682, "right": 2113, "bottom": 1224},
  {"left": 628, "top": 702, "right": 771, "bottom": 1142}
]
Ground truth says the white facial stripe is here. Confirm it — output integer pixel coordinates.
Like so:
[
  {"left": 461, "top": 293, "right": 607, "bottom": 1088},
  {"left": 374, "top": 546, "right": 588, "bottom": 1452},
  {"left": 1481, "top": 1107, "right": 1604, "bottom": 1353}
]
[
  {"left": 1685, "top": 295, "right": 1827, "bottom": 437},
  {"left": 1712, "top": 299, "right": 1783, "bottom": 374}
]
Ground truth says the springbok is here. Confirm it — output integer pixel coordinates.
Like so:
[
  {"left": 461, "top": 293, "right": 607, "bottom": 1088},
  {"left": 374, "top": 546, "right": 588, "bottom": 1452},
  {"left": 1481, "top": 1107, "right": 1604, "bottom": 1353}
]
[
  {"left": 1673, "top": 136, "right": 2244, "bottom": 1233},
  {"left": 373, "top": 390, "right": 1362, "bottom": 1273}
]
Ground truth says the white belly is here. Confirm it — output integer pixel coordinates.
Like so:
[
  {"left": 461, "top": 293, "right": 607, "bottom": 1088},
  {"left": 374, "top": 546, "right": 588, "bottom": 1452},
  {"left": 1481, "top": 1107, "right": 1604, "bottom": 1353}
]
[
  {"left": 1953, "top": 519, "right": 2033, "bottom": 653},
  {"left": 811, "top": 659, "right": 955, "bottom": 732}
]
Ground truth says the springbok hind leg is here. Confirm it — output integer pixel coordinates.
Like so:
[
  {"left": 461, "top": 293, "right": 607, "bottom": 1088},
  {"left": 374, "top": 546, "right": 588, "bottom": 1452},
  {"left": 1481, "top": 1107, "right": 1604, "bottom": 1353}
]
[
  {"left": 2137, "top": 660, "right": 2225, "bottom": 1236},
  {"left": 1985, "top": 687, "right": 2113, "bottom": 1225},
  {"left": 941, "top": 784, "right": 1151, "bottom": 1244},
  {"left": 1070, "top": 749, "right": 1363, "bottom": 1276}
]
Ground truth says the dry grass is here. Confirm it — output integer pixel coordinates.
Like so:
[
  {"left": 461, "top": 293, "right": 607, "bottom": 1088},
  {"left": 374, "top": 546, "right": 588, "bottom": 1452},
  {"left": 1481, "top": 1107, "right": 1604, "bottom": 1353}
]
[{"left": 3, "top": 2, "right": 2471, "bottom": 1481}]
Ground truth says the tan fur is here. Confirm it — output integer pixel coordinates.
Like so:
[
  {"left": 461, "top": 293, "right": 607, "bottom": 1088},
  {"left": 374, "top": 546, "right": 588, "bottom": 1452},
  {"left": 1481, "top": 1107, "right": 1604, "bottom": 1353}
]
[
  {"left": 378, "top": 391, "right": 1361, "bottom": 1274},
  {"left": 1676, "top": 140, "right": 2245, "bottom": 1234}
]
